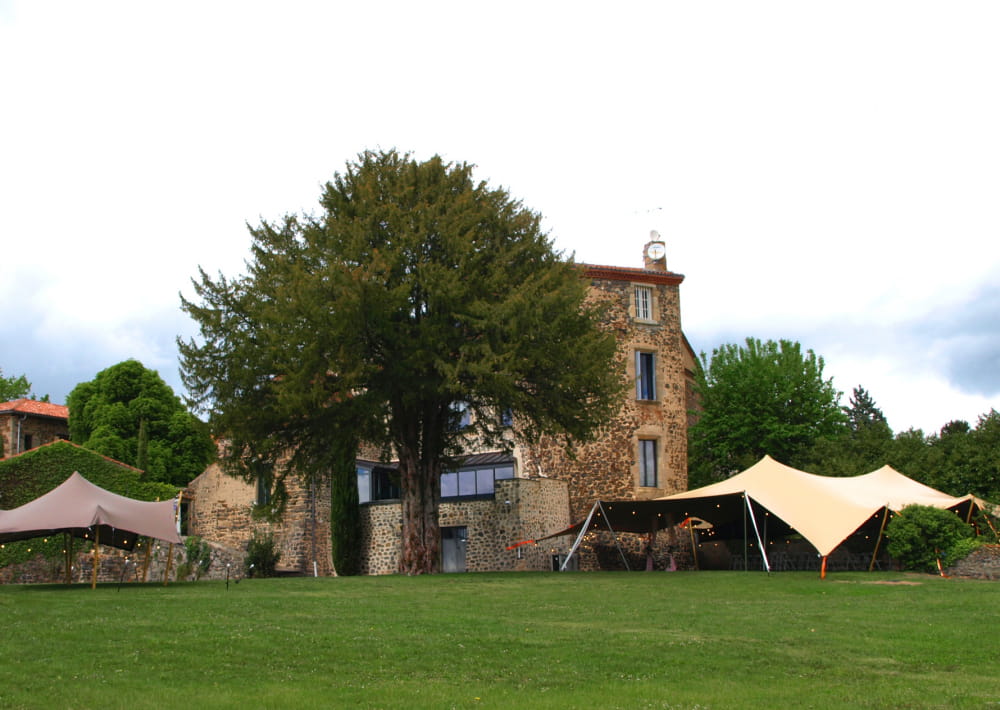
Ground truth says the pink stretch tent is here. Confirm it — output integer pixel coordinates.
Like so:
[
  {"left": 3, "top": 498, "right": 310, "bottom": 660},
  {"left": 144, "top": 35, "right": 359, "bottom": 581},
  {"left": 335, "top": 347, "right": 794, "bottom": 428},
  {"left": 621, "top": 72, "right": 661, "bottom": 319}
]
[{"left": 0, "top": 471, "right": 182, "bottom": 550}]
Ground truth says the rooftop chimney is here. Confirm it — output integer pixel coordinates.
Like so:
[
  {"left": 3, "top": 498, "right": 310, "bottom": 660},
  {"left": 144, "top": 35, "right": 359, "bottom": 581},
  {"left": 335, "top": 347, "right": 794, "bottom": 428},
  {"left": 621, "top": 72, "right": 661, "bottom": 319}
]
[{"left": 643, "top": 231, "right": 667, "bottom": 271}]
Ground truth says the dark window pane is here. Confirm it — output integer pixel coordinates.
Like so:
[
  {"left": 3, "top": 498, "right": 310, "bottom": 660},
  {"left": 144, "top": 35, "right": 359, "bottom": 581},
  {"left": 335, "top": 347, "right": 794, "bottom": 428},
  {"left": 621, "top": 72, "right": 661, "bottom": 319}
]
[
  {"left": 640, "top": 440, "right": 658, "bottom": 487},
  {"left": 494, "top": 466, "right": 514, "bottom": 480},
  {"left": 441, "top": 472, "right": 458, "bottom": 498},
  {"left": 636, "top": 351, "right": 656, "bottom": 400},
  {"left": 373, "top": 468, "right": 400, "bottom": 500}
]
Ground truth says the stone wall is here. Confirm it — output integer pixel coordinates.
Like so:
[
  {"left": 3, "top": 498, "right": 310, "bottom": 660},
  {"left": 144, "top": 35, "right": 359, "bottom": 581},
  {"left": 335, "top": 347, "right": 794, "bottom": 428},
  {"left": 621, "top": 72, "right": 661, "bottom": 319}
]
[
  {"left": 0, "top": 537, "right": 245, "bottom": 585},
  {"left": 947, "top": 544, "right": 1000, "bottom": 580},
  {"left": 358, "top": 477, "right": 571, "bottom": 574},
  {"left": 186, "top": 461, "right": 334, "bottom": 576}
]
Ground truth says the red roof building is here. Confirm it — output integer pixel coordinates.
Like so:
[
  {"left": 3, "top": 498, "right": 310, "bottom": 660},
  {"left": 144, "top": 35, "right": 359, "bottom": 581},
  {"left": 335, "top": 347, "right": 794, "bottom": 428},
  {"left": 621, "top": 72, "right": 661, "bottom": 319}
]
[{"left": 0, "top": 399, "right": 70, "bottom": 459}]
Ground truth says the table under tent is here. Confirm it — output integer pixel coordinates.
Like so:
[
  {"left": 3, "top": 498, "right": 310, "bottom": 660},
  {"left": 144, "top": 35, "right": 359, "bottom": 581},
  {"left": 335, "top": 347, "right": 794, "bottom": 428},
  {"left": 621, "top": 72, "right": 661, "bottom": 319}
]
[
  {"left": 0, "top": 471, "right": 183, "bottom": 588},
  {"left": 521, "top": 456, "right": 994, "bottom": 576}
]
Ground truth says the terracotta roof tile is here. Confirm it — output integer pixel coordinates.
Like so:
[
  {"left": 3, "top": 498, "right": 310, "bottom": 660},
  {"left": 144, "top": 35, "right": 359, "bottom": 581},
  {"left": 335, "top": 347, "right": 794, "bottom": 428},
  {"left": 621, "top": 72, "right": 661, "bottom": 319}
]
[
  {"left": 0, "top": 398, "right": 69, "bottom": 420},
  {"left": 582, "top": 263, "right": 685, "bottom": 286}
]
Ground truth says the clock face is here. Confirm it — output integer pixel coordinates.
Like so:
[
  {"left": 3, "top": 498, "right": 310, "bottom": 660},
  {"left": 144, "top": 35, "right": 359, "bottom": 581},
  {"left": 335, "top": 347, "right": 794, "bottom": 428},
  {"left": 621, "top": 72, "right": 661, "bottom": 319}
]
[{"left": 647, "top": 243, "right": 665, "bottom": 260}]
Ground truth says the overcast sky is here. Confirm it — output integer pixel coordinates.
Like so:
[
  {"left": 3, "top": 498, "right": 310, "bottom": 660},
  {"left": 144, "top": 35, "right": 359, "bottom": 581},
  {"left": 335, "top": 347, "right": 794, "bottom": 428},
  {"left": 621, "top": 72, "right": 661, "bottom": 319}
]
[{"left": 1, "top": 1, "right": 997, "bottom": 435}]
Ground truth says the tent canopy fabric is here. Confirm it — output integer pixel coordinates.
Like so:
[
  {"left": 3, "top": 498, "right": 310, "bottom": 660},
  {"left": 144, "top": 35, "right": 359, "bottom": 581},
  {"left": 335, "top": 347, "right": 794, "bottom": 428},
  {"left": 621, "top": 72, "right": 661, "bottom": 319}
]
[
  {"left": 0, "top": 472, "right": 182, "bottom": 550},
  {"left": 657, "top": 456, "right": 984, "bottom": 556},
  {"left": 532, "top": 456, "right": 990, "bottom": 559}
]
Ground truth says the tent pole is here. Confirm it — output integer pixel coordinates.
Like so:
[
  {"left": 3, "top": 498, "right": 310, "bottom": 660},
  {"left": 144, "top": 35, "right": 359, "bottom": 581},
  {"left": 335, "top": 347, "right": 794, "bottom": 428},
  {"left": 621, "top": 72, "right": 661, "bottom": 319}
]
[
  {"left": 141, "top": 538, "right": 152, "bottom": 582},
  {"left": 820, "top": 555, "right": 828, "bottom": 579},
  {"left": 744, "top": 496, "right": 771, "bottom": 573},
  {"left": 163, "top": 543, "right": 174, "bottom": 585},
  {"left": 981, "top": 510, "right": 999, "bottom": 539},
  {"left": 597, "top": 501, "right": 631, "bottom": 571},
  {"left": 64, "top": 533, "right": 71, "bottom": 585},
  {"left": 742, "top": 495, "right": 748, "bottom": 571},
  {"left": 561, "top": 503, "right": 598, "bottom": 571},
  {"left": 687, "top": 518, "right": 699, "bottom": 570},
  {"left": 91, "top": 533, "right": 99, "bottom": 590},
  {"left": 869, "top": 506, "right": 890, "bottom": 572}
]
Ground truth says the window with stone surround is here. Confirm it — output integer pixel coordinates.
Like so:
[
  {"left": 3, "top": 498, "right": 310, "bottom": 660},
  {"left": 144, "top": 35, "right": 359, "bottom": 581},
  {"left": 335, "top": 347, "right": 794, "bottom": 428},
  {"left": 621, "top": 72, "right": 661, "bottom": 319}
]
[
  {"left": 254, "top": 472, "right": 271, "bottom": 506},
  {"left": 634, "top": 285, "right": 654, "bottom": 321},
  {"left": 635, "top": 350, "right": 656, "bottom": 400},
  {"left": 639, "top": 438, "right": 658, "bottom": 487}
]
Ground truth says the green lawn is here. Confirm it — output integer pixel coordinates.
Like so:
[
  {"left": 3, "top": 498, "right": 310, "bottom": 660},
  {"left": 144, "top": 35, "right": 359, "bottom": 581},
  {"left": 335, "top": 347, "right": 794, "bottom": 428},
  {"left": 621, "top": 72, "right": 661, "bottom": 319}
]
[{"left": 0, "top": 571, "right": 997, "bottom": 709}]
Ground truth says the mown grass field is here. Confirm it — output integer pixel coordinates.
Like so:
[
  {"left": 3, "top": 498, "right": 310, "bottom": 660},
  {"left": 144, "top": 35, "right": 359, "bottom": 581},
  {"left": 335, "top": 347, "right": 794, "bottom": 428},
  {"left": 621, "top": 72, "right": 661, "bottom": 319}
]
[{"left": 0, "top": 571, "right": 997, "bottom": 709}]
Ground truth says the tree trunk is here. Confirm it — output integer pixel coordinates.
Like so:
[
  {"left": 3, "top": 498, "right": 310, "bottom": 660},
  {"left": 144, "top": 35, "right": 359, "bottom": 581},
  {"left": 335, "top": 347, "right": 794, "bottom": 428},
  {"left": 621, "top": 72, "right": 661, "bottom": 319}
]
[{"left": 398, "top": 453, "right": 441, "bottom": 574}]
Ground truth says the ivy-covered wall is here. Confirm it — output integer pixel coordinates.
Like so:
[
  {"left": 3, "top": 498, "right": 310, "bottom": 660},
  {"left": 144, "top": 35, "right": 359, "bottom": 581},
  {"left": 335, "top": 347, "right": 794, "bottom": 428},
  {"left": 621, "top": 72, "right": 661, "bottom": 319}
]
[{"left": 0, "top": 440, "right": 179, "bottom": 570}]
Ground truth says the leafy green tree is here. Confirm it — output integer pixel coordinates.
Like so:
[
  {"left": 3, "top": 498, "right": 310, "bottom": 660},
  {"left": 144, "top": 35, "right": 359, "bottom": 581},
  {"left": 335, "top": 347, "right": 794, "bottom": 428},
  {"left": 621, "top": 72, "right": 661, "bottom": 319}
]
[
  {"left": 885, "top": 504, "right": 975, "bottom": 572},
  {"left": 845, "top": 386, "right": 887, "bottom": 431},
  {"left": 880, "top": 427, "right": 928, "bottom": 480},
  {"left": 0, "top": 369, "right": 30, "bottom": 401},
  {"left": 0, "top": 368, "right": 48, "bottom": 402},
  {"left": 178, "top": 149, "right": 622, "bottom": 574},
  {"left": 968, "top": 410, "right": 1000, "bottom": 501},
  {"left": 806, "top": 386, "right": 894, "bottom": 476},
  {"left": 923, "top": 411, "right": 1000, "bottom": 501},
  {"left": 688, "top": 337, "right": 847, "bottom": 486},
  {"left": 66, "top": 360, "right": 214, "bottom": 486}
]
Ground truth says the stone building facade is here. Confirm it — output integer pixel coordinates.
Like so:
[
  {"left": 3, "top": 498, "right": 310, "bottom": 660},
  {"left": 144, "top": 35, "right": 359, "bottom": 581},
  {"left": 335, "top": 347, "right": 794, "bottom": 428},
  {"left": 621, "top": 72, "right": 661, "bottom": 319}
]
[
  {"left": 0, "top": 399, "right": 70, "bottom": 459},
  {"left": 186, "top": 237, "right": 695, "bottom": 574},
  {"left": 185, "top": 460, "right": 334, "bottom": 576},
  {"left": 359, "top": 477, "right": 571, "bottom": 575},
  {"left": 523, "top": 241, "right": 693, "bottom": 522}
]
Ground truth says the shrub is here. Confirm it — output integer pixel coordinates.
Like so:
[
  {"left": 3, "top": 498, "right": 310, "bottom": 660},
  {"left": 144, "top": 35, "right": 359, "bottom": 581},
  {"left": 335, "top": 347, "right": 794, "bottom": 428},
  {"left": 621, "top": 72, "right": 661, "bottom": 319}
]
[
  {"left": 181, "top": 535, "right": 212, "bottom": 580},
  {"left": 329, "top": 442, "right": 361, "bottom": 576},
  {"left": 886, "top": 504, "right": 974, "bottom": 572},
  {"left": 244, "top": 530, "right": 280, "bottom": 578}
]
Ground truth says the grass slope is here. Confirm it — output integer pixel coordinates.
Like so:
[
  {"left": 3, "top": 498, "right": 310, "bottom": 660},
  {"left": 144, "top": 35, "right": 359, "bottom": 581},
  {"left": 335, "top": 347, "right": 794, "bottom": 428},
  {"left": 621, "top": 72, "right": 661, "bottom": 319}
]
[{"left": 0, "top": 571, "right": 997, "bottom": 709}]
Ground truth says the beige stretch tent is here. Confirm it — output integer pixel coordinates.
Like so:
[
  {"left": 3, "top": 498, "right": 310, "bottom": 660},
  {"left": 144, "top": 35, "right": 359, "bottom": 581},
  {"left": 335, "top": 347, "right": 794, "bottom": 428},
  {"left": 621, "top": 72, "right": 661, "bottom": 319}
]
[
  {"left": 544, "top": 456, "right": 990, "bottom": 572},
  {"left": 0, "top": 472, "right": 182, "bottom": 586},
  {"left": 660, "top": 455, "right": 986, "bottom": 558}
]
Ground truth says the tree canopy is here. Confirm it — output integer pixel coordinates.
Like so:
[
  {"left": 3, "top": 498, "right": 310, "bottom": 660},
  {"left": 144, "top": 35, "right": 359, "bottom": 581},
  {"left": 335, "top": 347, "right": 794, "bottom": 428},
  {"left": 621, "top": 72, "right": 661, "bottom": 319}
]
[
  {"left": 178, "top": 149, "right": 622, "bottom": 574},
  {"left": 66, "top": 360, "right": 214, "bottom": 486},
  {"left": 804, "top": 386, "right": 894, "bottom": 476},
  {"left": 0, "top": 368, "right": 47, "bottom": 402},
  {"left": 688, "top": 337, "right": 846, "bottom": 487}
]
